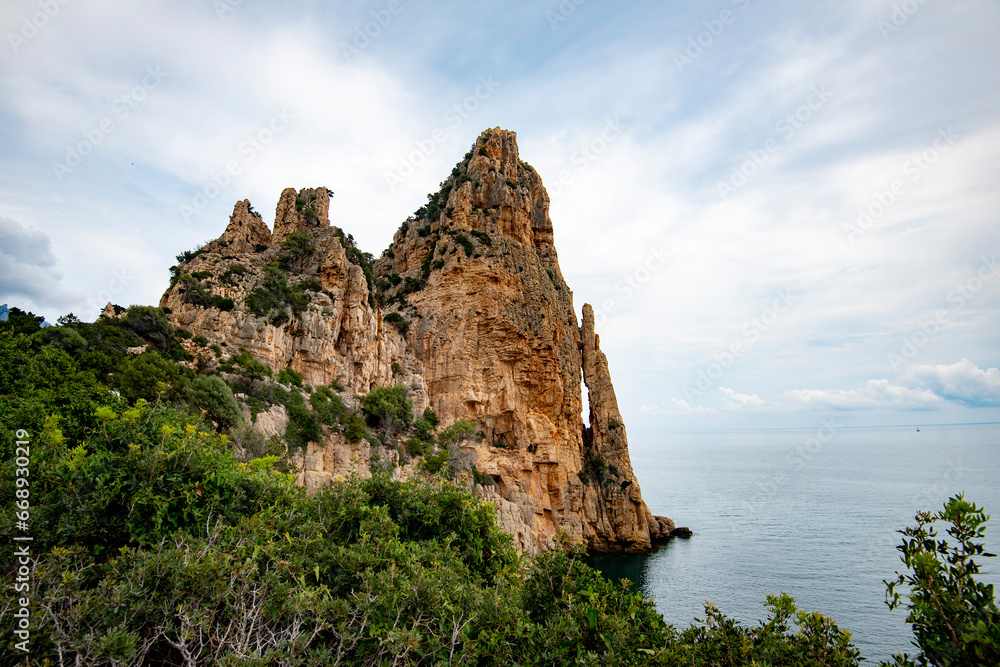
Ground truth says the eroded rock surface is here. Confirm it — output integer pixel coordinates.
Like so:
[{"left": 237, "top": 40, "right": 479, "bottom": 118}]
[{"left": 159, "top": 128, "right": 672, "bottom": 553}]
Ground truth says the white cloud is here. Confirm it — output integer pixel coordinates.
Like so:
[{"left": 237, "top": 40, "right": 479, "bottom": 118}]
[
  {"left": 784, "top": 379, "right": 944, "bottom": 410},
  {"left": 719, "top": 387, "right": 766, "bottom": 409},
  {"left": 902, "top": 359, "right": 1000, "bottom": 407}
]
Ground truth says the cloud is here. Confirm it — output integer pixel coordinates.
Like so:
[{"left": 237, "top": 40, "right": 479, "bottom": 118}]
[
  {"left": 781, "top": 360, "right": 1000, "bottom": 411},
  {"left": 902, "top": 359, "right": 1000, "bottom": 407},
  {"left": 784, "top": 379, "right": 944, "bottom": 410},
  {"left": 719, "top": 387, "right": 766, "bottom": 409},
  {"left": 0, "top": 216, "right": 77, "bottom": 307}
]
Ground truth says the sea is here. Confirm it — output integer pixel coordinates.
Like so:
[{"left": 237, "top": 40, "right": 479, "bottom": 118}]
[{"left": 589, "top": 423, "right": 1000, "bottom": 663}]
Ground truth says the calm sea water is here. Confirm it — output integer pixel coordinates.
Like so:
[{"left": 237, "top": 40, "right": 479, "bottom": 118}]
[{"left": 590, "top": 423, "right": 1000, "bottom": 663}]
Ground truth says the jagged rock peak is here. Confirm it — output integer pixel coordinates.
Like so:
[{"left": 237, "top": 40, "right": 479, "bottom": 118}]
[
  {"left": 218, "top": 200, "right": 271, "bottom": 253},
  {"left": 393, "top": 128, "right": 554, "bottom": 251},
  {"left": 273, "top": 186, "right": 332, "bottom": 242}
]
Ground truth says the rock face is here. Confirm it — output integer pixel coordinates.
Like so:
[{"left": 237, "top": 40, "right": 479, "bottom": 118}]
[{"left": 159, "top": 128, "right": 673, "bottom": 554}]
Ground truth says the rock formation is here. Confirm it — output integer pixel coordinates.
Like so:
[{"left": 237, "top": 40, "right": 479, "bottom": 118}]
[{"left": 159, "top": 128, "right": 676, "bottom": 553}]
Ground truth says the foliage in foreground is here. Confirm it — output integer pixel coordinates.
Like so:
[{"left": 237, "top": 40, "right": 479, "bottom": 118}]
[
  {"left": 883, "top": 495, "right": 1000, "bottom": 666},
  {"left": 1, "top": 308, "right": 998, "bottom": 665}
]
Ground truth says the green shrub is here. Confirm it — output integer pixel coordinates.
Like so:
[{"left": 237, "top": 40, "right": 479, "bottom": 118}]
[
  {"left": 405, "top": 437, "right": 427, "bottom": 457},
  {"left": 230, "top": 348, "right": 272, "bottom": 380},
  {"left": 310, "top": 385, "right": 346, "bottom": 425},
  {"left": 185, "top": 374, "right": 242, "bottom": 427},
  {"left": 414, "top": 417, "right": 435, "bottom": 444},
  {"left": 361, "top": 384, "right": 412, "bottom": 431},
  {"left": 246, "top": 264, "right": 311, "bottom": 321},
  {"left": 383, "top": 312, "right": 410, "bottom": 336},
  {"left": 221, "top": 263, "right": 248, "bottom": 284},
  {"left": 192, "top": 270, "right": 213, "bottom": 280},
  {"left": 281, "top": 230, "right": 315, "bottom": 257},
  {"left": 455, "top": 233, "right": 474, "bottom": 256},
  {"left": 423, "top": 447, "right": 450, "bottom": 474},
  {"left": 884, "top": 495, "right": 1000, "bottom": 666},
  {"left": 341, "top": 412, "right": 368, "bottom": 442},
  {"left": 120, "top": 305, "right": 173, "bottom": 352},
  {"left": 283, "top": 390, "right": 320, "bottom": 450},
  {"left": 277, "top": 366, "right": 304, "bottom": 387},
  {"left": 193, "top": 334, "right": 208, "bottom": 346},
  {"left": 439, "top": 418, "right": 477, "bottom": 447},
  {"left": 115, "top": 350, "right": 180, "bottom": 402},
  {"left": 0, "top": 306, "right": 45, "bottom": 334},
  {"left": 175, "top": 328, "right": 193, "bottom": 340}
]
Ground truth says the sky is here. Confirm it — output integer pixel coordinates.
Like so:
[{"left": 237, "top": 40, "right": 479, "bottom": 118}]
[{"left": 1, "top": 0, "right": 998, "bottom": 430}]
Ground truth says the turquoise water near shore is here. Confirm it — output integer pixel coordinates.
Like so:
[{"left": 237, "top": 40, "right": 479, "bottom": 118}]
[{"left": 590, "top": 423, "right": 1000, "bottom": 663}]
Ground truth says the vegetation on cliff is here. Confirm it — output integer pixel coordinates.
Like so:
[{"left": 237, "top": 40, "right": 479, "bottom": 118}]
[{"left": 3, "top": 308, "right": 999, "bottom": 664}]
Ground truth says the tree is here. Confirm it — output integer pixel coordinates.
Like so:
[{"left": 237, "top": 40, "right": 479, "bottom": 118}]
[
  {"left": 0, "top": 307, "right": 45, "bottom": 335},
  {"left": 884, "top": 495, "right": 1000, "bottom": 666},
  {"left": 115, "top": 350, "right": 180, "bottom": 402},
  {"left": 185, "top": 374, "right": 242, "bottom": 427},
  {"left": 361, "top": 384, "right": 412, "bottom": 431}
]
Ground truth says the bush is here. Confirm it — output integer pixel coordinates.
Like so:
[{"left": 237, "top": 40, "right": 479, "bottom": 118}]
[
  {"left": 310, "top": 385, "right": 346, "bottom": 425},
  {"left": 422, "top": 406, "right": 439, "bottom": 429},
  {"left": 884, "top": 495, "right": 1000, "bottom": 666},
  {"left": 423, "top": 447, "right": 450, "bottom": 474},
  {"left": 281, "top": 230, "right": 315, "bottom": 257},
  {"left": 341, "top": 412, "right": 368, "bottom": 442},
  {"left": 0, "top": 306, "right": 45, "bottom": 334},
  {"left": 414, "top": 416, "right": 436, "bottom": 442},
  {"left": 439, "top": 418, "right": 477, "bottom": 447},
  {"left": 283, "top": 390, "right": 320, "bottom": 450},
  {"left": 185, "top": 374, "right": 242, "bottom": 427},
  {"left": 277, "top": 366, "right": 303, "bottom": 387},
  {"left": 115, "top": 350, "right": 180, "bottom": 402},
  {"left": 455, "top": 233, "right": 474, "bottom": 257},
  {"left": 361, "top": 384, "right": 412, "bottom": 431},
  {"left": 245, "top": 264, "right": 311, "bottom": 321},
  {"left": 221, "top": 263, "right": 248, "bottom": 284},
  {"left": 405, "top": 437, "right": 427, "bottom": 457},
  {"left": 120, "top": 305, "right": 173, "bottom": 352},
  {"left": 383, "top": 312, "right": 410, "bottom": 336}
]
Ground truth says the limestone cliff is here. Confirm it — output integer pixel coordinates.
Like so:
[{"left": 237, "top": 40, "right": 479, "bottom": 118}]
[{"left": 159, "top": 128, "right": 675, "bottom": 553}]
